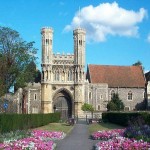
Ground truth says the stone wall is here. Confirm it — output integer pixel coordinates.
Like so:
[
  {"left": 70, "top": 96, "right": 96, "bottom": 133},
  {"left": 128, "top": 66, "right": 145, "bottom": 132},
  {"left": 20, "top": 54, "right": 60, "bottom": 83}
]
[
  {"left": 24, "top": 83, "right": 41, "bottom": 114},
  {"left": 108, "top": 87, "right": 146, "bottom": 110},
  {"left": 86, "top": 84, "right": 146, "bottom": 111},
  {"left": 85, "top": 83, "right": 108, "bottom": 111}
]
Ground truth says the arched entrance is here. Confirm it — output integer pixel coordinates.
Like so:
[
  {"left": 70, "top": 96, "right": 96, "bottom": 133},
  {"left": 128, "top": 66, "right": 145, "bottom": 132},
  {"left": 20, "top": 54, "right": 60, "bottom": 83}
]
[{"left": 53, "top": 89, "right": 72, "bottom": 119}]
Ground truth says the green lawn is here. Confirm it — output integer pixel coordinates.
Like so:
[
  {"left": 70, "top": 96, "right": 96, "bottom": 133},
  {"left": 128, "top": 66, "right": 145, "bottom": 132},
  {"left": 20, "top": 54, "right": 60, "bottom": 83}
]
[
  {"left": 35, "top": 123, "right": 74, "bottom": 134},
  {"left": 88, "top": 122, "right": 124, "bottom": 134}
]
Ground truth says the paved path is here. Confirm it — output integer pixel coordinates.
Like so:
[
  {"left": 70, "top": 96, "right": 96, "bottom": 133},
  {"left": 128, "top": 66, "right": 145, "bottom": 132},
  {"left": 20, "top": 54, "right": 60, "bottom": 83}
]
[{"left": 56, "top": 119, "right": 98, "bottom": 150}]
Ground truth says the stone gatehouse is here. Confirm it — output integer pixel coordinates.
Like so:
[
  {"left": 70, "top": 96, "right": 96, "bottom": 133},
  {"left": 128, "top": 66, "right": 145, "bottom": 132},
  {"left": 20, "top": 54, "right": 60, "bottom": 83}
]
[{"left": 41, "top": 27, "right": 86, "bottom": 117}]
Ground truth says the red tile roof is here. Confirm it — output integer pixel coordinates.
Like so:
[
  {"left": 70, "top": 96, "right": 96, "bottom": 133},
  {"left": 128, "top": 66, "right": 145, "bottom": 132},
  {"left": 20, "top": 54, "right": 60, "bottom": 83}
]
[{"left": 87, "top": 64, "right": 146, "bottom": 88}]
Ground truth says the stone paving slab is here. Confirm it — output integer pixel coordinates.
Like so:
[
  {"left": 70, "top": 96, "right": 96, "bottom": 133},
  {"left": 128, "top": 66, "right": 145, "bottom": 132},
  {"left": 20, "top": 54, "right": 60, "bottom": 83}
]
[{"left": 56, "top": 120, "right": 98, "bottom": 150}]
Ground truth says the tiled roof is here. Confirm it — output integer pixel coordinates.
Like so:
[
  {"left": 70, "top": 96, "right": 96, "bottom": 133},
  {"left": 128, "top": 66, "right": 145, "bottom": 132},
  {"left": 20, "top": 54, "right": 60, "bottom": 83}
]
[{"left": 87, "top": 64, "right": 146, "bottom": 88}]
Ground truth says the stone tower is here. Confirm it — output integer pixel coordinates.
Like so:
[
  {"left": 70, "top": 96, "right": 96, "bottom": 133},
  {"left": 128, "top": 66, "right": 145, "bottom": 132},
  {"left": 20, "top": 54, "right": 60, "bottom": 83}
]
[
  {"left": 41, "top": 27, "right": 53, "bottom": 113},
  {"left": 41, "top": 27, "right": 53, "bottom": 64},
  {"left": 73, "top": 28, "right": 86, "bottom": 116}
]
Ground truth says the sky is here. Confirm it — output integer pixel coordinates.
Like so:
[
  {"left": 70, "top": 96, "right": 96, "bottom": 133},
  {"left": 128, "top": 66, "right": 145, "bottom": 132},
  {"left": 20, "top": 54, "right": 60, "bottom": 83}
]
[{"left": 0, "top": 0, "right": 150, "bottom": 72}]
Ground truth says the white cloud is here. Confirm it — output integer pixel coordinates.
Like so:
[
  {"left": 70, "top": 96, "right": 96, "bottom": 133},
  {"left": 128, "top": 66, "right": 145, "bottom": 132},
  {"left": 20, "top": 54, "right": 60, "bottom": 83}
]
[
  {"left": 147, "top": 34, "right": 150, "bottom": 43},
  {"left": 64, "top": 2, "right": 147, "bottom": 42},
  {"left": 145, "top": 70, "right": 149, "bottom": 73}
]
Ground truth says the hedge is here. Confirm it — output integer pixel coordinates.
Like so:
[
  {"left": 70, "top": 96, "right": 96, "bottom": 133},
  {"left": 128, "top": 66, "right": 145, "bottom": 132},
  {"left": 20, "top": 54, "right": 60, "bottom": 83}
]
[
  {"left": 0, "top": 112, "right": 60, "bottom": 133},
  {"left": 102, "top": 112, "right": 150, "bottom": 127}
]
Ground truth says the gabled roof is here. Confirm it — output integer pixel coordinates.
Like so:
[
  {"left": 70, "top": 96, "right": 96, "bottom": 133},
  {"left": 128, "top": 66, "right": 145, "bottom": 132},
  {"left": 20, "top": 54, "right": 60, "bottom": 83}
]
[{"left": 87, "top": 64, "right": 146, "bottom": 88}]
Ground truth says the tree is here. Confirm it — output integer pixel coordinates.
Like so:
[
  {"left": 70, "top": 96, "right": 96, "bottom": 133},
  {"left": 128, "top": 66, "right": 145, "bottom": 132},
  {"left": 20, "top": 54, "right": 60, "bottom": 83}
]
[
  {"left": 14, "top": 61, "right": 41, "bottom": 91},
  {"left": 132, "top": 61, "right": 142, "bottom": 66},
  {"left": 107, "top": 93, "right": 124, "bottom": 111},
  {"left": 82, "top": 103, "right": 94, "bottom": 118},
  {"left": 0, "top": 26, "right": 37, "bottom": 96},
  {"left": 34, "top": 70, "right": 41, "bottom": 83}
]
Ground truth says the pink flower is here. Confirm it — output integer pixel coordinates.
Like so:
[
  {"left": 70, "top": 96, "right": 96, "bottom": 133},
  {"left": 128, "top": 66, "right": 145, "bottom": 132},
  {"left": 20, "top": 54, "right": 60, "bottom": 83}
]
[
  {"left": 95, "top": 137, "right": 150, "bottom": 150},
  {"left": 0, "top": 130, "right": 65, "bottom": 150},
  {"left": 92, "top": 129, "right": 125, "bottom": 140}
]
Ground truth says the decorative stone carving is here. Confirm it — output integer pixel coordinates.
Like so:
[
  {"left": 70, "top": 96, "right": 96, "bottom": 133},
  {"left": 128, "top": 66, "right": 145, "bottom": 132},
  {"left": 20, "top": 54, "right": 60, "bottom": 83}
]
[{"left": 52, "top": 86, "right": 56, "bottom": 90}]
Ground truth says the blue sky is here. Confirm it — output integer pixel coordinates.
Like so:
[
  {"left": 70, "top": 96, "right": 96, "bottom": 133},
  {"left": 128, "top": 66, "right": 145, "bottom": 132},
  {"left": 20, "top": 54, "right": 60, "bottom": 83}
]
[{"left": 0, "top": 0, "right": 150, "bottom": 71}]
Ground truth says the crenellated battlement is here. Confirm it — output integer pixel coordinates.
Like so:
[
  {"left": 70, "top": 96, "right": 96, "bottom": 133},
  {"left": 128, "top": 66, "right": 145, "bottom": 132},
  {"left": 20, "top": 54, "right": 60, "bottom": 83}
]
[
  {"left": 41, "top": 27, "right": 53, "bottom": 34},
  {"left": 73, "top": 28, "right": 86, "bottom": 35},
  {"left": 53, "top": 53, "right": 74, "bottom": 60},
  {"left": 42, "top": 27, "right": 53, "bottom": 30}
]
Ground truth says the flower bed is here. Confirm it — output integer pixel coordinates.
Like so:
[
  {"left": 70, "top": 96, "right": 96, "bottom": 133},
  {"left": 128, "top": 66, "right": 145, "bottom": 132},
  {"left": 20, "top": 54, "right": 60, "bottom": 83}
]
[
  {"left": 0, "top": 130, "right": 65, "bottom": 150},
  {"left": 124, "top": 125, "right": 150, "bottom": 142},
  {"left": 95, "top": 137, "right": 150, "bottom": 150},
  {"left": 93, "top": 127, "right": 150, "bottom": 150},
  {"left": 31, "top": 130, "right": 66, "bottom": 140},
  {"left": 0, "top": 130, "right": 31, "bottom": 143},
  {"left": 0, "top": 137, "right": 55, "bottom": 150},
  {"left": 91, "top": 129, "right": 125, "bottom": 140}
]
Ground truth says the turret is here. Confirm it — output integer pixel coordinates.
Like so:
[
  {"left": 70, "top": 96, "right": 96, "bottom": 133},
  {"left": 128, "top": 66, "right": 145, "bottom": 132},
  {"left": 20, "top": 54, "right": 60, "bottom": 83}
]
[
  {"left": 73, "top": 28, "right": 86, "bottom": 66},
  {"left": 41, "top": 27, "right": 53, "bottom": 64}
]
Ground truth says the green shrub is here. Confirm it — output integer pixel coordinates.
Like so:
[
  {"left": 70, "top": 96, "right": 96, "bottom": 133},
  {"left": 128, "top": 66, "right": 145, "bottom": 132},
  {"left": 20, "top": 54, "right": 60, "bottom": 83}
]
[
  {"left": 0, "top": 113, "right": 60, "bottom": 133},
  {"left": 107, "top": 93, "right": 124, "bottom": 111},
  {"left": 102, "top": 112, "right": 150, "bottom": 127}
]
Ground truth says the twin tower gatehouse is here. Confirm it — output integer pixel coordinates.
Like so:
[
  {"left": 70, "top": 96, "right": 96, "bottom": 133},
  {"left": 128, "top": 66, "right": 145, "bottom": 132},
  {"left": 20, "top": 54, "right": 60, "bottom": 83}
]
[{"left": 41, "top": 27, "right": 86, "bottom": 117}]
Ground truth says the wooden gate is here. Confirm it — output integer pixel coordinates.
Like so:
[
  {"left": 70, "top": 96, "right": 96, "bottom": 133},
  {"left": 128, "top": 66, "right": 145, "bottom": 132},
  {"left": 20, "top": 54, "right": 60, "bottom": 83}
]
[{"left": 53, "top": 94, "right": 72, "bottom": 119}]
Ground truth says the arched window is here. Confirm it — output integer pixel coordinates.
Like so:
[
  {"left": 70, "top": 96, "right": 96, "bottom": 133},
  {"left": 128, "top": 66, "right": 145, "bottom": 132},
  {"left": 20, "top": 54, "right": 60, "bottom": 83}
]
[
  {"left": 89, "top": 92, "right": 92, "bottom": 99},
  {"left": 54, "top": 72, "right": 56, "bottom": 81},
  {"left": 42, "top": 71, "right": 44, "bottom": 80},
  {"left": 46, "top": 70, "right": 48, "bottom": 80},
  {"left": 111, "top": 90, "right": 115, "bottom": 99},
  {"left": 100, "top": 95, "right": 103, "bottom": 99},
  {"left": 68, "top": 71, "right": 73, "bottom": 81},
  {"left": 34, "top": 93, "right": 37, "bottom": 100},
  {"left": 76, "top": 71, "right": 78, "bottom": 81},
  {"left": 54, "top": 71, "right": 59, "bottom": 81},
  {"left": 70, "top": 71, "right": 73, "bottom": 81},
  {"left": 98, "top": 105, "right": 100, "bottom": 110},
  {"left": 54, "top": 72, "right": 57, "bottom": 81},
  {"left": 56, "top": 72, "right": 59, "bottom": 81},
  {"left": 79, "top": 71, "right": 82, "bottom": 80},
  {"left": 62, "top": 71, "right": 65, "bottom": 81},
  {"left": 79, "top": 40, "right": 82, "bottom": 46},
  {"left": 46, "top": 39, "right": 49, "bottom": 45},
  {"left": 128, "top": 91, "right": 133, "bottom": 100}
]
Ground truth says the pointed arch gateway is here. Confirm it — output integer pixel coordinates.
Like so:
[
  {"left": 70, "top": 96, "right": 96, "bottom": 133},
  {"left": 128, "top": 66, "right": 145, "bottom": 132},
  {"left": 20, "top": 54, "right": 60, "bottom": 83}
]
[{"left": 53, "top": 88, "right": 73, "bottom": 119}]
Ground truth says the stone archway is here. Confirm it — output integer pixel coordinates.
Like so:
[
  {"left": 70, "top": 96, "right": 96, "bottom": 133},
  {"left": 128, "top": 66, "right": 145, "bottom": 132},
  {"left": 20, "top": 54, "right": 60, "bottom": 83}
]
[{"left": 53, "top": 89, "right": 73, "bottom": 119}]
